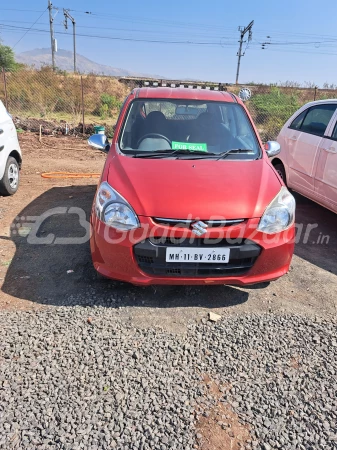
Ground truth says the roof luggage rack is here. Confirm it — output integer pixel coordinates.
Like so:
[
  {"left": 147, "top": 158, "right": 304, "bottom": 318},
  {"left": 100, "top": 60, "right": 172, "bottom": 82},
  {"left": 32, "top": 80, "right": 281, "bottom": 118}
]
[{"left": 119, "top": 77, "right": 232, "bottom": 91}]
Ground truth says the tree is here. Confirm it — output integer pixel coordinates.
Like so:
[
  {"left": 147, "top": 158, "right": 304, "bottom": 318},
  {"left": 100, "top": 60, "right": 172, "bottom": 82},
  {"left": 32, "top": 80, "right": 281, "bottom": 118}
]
[{"left": 0, "top": 42, "right": 22, "bottom": 71}]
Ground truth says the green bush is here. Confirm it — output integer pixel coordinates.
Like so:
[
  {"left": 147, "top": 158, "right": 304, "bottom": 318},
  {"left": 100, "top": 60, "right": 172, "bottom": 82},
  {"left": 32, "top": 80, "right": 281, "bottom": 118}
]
[
  {"left": 93, "top": 93, "right": 123, "bottom": 119},
  {"left": 99, "top": 103, "right": 109, "bottom": 120},
  {"left": 258, "top": 117, "right": 286, "bottom": 142},
  {"left": 249, "top": 87, "right": 301, "bottom": 125},
  {"left": 100, "top": 93, "right": 122, "bottom": 110}
]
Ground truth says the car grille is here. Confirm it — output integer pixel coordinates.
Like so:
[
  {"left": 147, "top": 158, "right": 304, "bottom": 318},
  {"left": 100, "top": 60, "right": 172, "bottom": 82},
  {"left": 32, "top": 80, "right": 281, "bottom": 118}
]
[
  {"left": 149, "top": 237, "right": 245, "bottom": 247},
  {"left": 134, "top": 238, "right": 261, "bottom": 278},
  {"left": 152, "top": 218, "right": 245, "bottom": 228}
]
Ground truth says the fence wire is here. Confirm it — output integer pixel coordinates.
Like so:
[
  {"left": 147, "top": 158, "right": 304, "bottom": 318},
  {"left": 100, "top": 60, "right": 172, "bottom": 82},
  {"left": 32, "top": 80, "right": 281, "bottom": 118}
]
[{"left": 1, "top": 67, "right": 337, "bottom": 141}]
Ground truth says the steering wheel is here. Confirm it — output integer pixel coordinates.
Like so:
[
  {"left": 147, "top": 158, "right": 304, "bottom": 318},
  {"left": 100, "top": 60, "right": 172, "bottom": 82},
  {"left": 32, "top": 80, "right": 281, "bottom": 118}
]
[{"left": 137, "top": 133, "right": 172, "bottom": 148}]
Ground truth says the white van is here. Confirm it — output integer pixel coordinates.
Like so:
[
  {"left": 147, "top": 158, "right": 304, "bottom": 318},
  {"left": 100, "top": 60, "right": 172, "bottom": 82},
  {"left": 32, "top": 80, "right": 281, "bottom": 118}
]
[{"left": 0, "top": 100, "right": 22, "bottom": 196}]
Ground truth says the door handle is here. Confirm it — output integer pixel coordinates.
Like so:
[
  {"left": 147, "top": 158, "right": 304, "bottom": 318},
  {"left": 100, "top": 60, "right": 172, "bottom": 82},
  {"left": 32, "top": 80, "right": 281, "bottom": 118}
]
[
  {"left": 0, "top": 129, "right": 3, "bottom": 135},
  {"left": 289, "top": 135, "right": 297, "bottom": 141},
  {"left": 326, "top": 146, "right": 337, "bottom": 153}
]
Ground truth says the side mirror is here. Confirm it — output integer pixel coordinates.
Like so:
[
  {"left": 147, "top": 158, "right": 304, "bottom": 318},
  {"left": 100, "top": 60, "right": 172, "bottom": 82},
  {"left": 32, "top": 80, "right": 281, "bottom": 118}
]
[
  {"left": 265, "top": 141, "right": 281, "bottom": 157},
  {"left": 88, "top": 134, "right": 109, "bottom": 153}
]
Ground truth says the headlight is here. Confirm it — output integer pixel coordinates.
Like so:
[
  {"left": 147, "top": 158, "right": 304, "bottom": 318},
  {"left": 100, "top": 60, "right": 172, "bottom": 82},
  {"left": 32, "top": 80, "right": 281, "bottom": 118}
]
[
  {"left": 95, "top": 182, "right": 139, "bottom": 231},
  {"left": 257, "top": 187, "right": 295, "bottom": 234}
]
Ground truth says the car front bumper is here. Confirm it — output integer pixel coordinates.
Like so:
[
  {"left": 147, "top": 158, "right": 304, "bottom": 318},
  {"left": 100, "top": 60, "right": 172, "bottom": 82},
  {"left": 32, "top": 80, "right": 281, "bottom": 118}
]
[{"left": 90, "top": 216, "right": 295, "bottom": 286}]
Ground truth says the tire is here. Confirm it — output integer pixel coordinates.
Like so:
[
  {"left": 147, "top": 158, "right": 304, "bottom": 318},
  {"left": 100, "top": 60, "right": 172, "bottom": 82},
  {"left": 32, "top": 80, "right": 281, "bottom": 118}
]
[
  {"left": 274, "top": 163, "right": 287, "bottom": 185},
  {"left": 0, "top": 157, "right": 20, "bottom": 196}
]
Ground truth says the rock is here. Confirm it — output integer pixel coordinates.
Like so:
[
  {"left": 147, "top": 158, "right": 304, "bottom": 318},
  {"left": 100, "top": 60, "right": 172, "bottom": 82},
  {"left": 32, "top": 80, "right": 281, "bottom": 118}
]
[
  {"left": 209, "top": 312, "right": 221, "bottom": 322},
  {"left": 0, "top": 309, "right": 335, "bottom": 449}
]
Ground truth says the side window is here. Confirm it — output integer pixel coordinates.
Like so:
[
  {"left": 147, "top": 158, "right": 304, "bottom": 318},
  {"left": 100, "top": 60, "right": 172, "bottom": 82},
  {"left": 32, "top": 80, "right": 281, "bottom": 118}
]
[
  {"left": 289, "top": 109, "right": 307, "bottom": 130},
  {"left": 332, "top": 121, "right": 337, "bottom": 140},
  {"left": 300, "top": 104, "right": 337, "bottom": 137}
]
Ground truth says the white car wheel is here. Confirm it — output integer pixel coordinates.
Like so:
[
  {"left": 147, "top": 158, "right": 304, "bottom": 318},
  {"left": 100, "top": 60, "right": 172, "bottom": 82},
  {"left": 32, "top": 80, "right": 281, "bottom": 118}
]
[
  {"left": 0, "top": 157, "right": 20, "bottom": 196},
  {"left": 8, "top": 162, "right": 19, "bottom": 190}
]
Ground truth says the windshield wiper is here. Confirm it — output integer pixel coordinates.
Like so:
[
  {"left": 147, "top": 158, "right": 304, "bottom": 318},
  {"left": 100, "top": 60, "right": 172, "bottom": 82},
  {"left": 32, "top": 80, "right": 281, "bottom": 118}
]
[
  {"left": 131, "top": 149, "right": 215, "bottom": 159},
  {"left": 175, "top": 148, "right": 256, "bottom": 160},
  {"left": 173, "top": 148, "right": 255, "bottom": 161},
  {"left": 130, "top": 148, "right": 255, "bottom": 160},
  {"left": 216, "top": 149, "right": 255, "bottom": 160}
]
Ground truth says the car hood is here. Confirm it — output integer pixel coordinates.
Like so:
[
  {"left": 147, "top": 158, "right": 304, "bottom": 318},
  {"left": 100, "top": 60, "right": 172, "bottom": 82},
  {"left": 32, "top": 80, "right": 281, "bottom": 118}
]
[{"left": 106, "top": 153, "right": 281, "bottom": 219}]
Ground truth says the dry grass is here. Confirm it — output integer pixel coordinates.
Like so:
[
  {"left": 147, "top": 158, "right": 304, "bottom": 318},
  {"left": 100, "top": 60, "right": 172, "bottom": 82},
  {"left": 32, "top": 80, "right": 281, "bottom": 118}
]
[{"left": 1, "top": 67, "right": 129, "bottom": 125}]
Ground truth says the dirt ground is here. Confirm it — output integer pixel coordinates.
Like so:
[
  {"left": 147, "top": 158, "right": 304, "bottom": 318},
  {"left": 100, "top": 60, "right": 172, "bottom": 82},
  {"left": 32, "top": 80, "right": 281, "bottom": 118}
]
[
  {"left": 196, "top": 375, "right": 251, "bottom": 449},
  {"left": 0, "top": 133, "right": 336, "bottom": 330}
]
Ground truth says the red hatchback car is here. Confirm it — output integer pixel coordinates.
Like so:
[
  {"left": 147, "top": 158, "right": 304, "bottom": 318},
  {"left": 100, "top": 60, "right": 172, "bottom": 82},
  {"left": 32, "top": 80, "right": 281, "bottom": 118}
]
[{"left": 88, "top": 86, "right": 295, "bottom": 286}]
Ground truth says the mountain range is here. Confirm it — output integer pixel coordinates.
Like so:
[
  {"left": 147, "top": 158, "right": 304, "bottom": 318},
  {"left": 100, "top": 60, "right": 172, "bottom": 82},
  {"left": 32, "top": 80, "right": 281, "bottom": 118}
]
[{"left": 16, "top": 48, "right": 161, "bottom": 78}]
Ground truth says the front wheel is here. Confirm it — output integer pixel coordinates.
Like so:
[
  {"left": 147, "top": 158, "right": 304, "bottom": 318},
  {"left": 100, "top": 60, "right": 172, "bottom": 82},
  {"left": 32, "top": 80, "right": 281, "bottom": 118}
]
[
  {"left": 274, "top": 163, "right": 287, "bottom": 186},
  {"left": 0, "top": 157, "right": 20, "bottom": 196}
]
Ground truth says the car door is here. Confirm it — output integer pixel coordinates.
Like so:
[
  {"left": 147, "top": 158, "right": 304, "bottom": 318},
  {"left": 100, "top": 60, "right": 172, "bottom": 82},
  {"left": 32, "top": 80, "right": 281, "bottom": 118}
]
[
  {"left": 286, "top": 103, "right": 337, "bottom": 198},
  {"left": 0, "top": 101, "right": 12, "bottom": 180},
  {"left": 279, "top": 108, "right": 307, "bottom": 186},
  {"left": 314, "top": 109, "right": 337, "bottom": 213}
]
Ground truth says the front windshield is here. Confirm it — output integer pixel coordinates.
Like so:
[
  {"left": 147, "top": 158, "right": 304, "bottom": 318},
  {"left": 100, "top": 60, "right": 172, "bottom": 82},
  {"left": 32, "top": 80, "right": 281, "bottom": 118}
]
[{"left": 119, "top": 99, "right": 261, "bottom": 159}]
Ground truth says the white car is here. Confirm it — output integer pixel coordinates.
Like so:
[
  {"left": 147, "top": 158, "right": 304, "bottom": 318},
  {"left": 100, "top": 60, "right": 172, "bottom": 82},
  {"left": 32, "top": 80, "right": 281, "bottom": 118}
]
[
  {"left": 0, "top": 100, "right": 22, "bottom": 196},
  {"left": 274, "top": 99, "right": 337, "bottom": 213}
]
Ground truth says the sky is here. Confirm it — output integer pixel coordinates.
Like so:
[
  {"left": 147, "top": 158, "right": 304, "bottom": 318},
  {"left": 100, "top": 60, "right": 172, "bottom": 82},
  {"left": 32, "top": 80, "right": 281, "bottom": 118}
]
[{"left": 1, "top": 0, "right": 337, "bottom": 87}]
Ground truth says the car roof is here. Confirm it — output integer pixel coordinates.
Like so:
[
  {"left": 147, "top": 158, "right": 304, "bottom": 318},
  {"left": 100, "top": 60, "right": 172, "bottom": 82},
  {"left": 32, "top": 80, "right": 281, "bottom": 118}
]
[
  {"left": 135, "top": 87, "right": 236, "bottom": 103},
  {"left": 303, "top": 99, "right": 337, "bottom": 108}
]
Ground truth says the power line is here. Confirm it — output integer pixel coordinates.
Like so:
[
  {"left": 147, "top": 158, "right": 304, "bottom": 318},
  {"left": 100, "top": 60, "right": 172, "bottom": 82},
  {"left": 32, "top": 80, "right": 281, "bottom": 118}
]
[
  {"left": 2, "top": 19, "right": 337, "bottom": 44},
  {"left": 0, "top": 21, "right": 239, "bottom": 41},
  {"left": 69, "top": 9, "right": 240, "bottom": 33},
  {"left": 249, "top": 28, "right": 337, "bottom": 40},
  {"left": 251, "top": 46, "right": 337, "bottom": 56},
  {"left": 2, "top": 8, "right": 337, "bottom": 42},
  {"left": 260, "top": 39, "right": 337, "bottom": 46},
  {"left": 12, "top": 7, "right": 48, "bottom": 49},
  {"left": 1, "top": 23, "right": 337, "bottom": 58},
  {"left": 0, "top": 27, "right": 236, "bottom": 47},
  {"left": 3, "top": 6, "right": 238, "bottom": 33},
  {"left": 0, "top": 20, "right": 228, "bottom": 39},
  {"left": 1, "top": 8, "right": 45, "bottom": 12},
  {"left": 0, "top": 23, "right": 230, "bottom": 46},
  {"left": 5, "top": 28, "right": 334, "bottom": 56},
  {"left": 2, "top": 23, "right": 336, "bottom": 53},
  {"left": 2, "top": 23, "right": 336, "bottom": 54},
  {"left": 2, "top": 19, "right": 337, "bottom": 45}
]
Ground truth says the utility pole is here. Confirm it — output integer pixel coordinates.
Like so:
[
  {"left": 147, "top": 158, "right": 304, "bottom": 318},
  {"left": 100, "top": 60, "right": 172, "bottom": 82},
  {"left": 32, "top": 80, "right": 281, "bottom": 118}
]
[
  {"left": 235, "top": 20, "right": 254, "bottom": 85},
  {"left": 48, "top": 0, "right": 57, "bottom": 70},
  {"left": 63, "top": 9, "right": 77, "bottom": 73}
]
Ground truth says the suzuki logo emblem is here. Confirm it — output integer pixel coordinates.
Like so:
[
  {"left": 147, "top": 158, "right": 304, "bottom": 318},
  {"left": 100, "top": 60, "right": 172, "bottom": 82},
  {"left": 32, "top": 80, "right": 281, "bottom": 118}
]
[{"left": 191, "top": 221, "right": 208, "bottom": 236}]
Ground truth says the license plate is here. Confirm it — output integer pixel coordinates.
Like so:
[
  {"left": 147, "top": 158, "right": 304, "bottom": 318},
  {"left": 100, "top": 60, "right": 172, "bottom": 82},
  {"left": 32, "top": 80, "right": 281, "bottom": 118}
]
[{"left": 165, "top": 247, "right": 230, "bottom": 263}]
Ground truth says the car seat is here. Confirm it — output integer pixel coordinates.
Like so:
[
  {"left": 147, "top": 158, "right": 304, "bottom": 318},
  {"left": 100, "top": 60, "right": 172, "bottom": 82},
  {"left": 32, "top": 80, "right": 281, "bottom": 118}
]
[
  {"left": 137, "top": 111, "right": 171, "bottom": 151},
  {"left": 189, "top": 112, "right": 234, "bottom": 151},
  {"left": 189, "top": 113, "right": 221, "bottom": 145},
  {"left": 141, "top": 111, "right": 168, "bottom": 137}
]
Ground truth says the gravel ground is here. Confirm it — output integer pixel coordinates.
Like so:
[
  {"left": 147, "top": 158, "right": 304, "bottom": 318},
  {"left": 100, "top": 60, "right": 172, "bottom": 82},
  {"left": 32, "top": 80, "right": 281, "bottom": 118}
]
[{"left": 1, "top": 308, "right": 336, "bottom": 450}]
